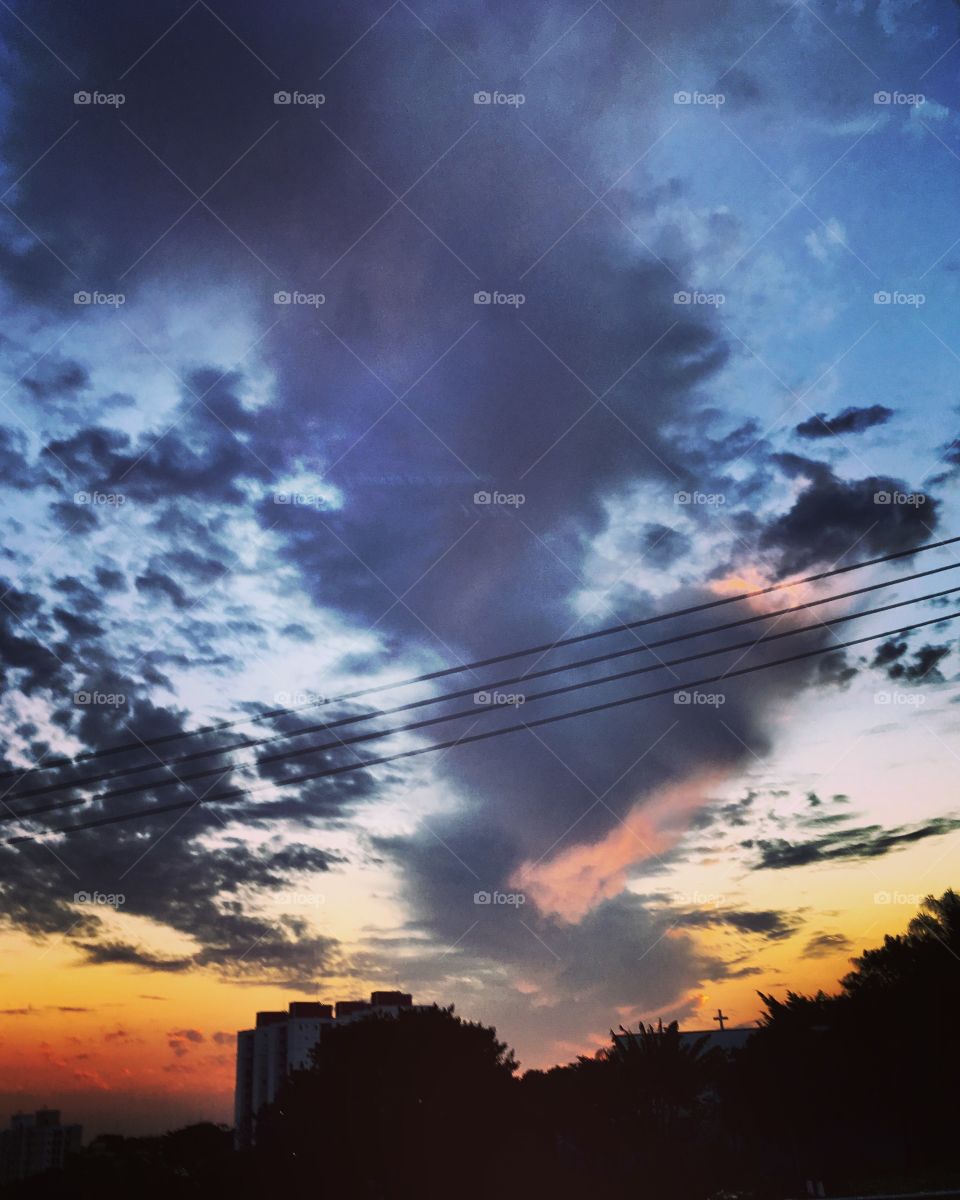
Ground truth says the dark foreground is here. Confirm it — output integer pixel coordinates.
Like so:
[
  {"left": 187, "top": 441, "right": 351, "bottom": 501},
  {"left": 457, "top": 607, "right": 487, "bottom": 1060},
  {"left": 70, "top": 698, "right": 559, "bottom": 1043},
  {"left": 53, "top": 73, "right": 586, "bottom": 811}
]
[{"left": 3, "top": 890, "right": 959, "bottom": 1200}]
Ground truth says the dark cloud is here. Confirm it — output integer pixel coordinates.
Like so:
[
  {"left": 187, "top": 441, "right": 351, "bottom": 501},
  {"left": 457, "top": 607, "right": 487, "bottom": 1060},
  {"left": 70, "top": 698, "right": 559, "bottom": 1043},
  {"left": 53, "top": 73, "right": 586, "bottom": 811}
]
[
  {"left": 94, "top": 565, "right": 127, "bottom": 592},
  {"left": 751, "top": 816, "right": 960, "bottom": 870},
  {"left": 873, "top": 638, "right": 908, "bottom": 668},
  {"left": 168, "top": 1028, "right": 204, "bottom": 1042},
  {"left": 759, "top": 455, "right": 939, "bottom": 576},
  {"left": 674, "top": 907, "right": 802, "bottom": 940},
  {"left": 21, "top": 357, "right": 89, "bottom": 401},
  {"left": 639, "top": 523, "right": 692, "bottom": 569},
  {"left": 900, "top": 643, "right": 952, "bottom": 683},
  {"left": 76, "top": 943, "right": 194, "bottom": 973},
  {"left": 803, "top": 931, "right": 852, "bottom": 958},
  {"left": 795, "top": 405, "right": 894, "bottom": 439},
  {"left": 871, "top": 635, "right": 954, "bottom": 684},
  {"left": 134, "top": 567, "right": 191, "bottom": 609},
  {"left": 40, "top": 372, "right": 274, "bottom": 507},
  {"left": 817, "top": 651, "right": 858, "bottom": 689},
  {"left": 694, "top": 790, "right": 757, "bottom": 832},
  {"left": 0, "top": 0, "right": 954, "bottom": 1075},
  {"left": 0, "top": 427, "right": 42, "bottom": 490},
  {"left": 0, "top": 578, "right": 71, "bottom": 695},
  {"left": 0, "top": 1005, "right": 92, "bottom": 1016},
  {"left": 167, "top": 1029, "right": 204, "bottom": 1057},
  {"left": 717, "top": 68, "right": 762, "bottom": 106}
]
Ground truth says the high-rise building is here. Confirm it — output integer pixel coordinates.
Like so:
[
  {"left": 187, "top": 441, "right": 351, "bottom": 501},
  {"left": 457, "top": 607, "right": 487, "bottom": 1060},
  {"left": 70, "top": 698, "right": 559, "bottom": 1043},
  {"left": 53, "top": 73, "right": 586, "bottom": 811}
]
[
  {"left": 0, "top": 1109, "right": 82, "bottom": 1182},
  {"left": 234, "top": 992, "right": 415, "bottom": 1148}
]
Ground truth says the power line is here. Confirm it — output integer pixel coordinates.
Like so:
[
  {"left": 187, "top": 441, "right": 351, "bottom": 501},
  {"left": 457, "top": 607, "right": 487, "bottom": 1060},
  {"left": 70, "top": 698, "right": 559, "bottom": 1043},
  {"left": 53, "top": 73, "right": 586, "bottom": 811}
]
[
  {"left": 8, "top": 560, "right": 958, "bottom": 805},
  {"left": 4, "top": 602, "right": 957, "bottom": 842},
  {"left": 3, "top": 532, "right": 958, "bottom": 785},
  {"left": 6, "top": 609, "right": 955, "bottom": 845}
]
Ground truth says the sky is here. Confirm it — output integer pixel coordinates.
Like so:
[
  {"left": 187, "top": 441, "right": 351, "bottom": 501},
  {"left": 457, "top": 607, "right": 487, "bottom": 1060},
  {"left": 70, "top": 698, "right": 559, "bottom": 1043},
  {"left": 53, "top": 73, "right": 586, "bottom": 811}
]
[{"left": 0, "top": 0, "right": 959, "bottom": 1138}]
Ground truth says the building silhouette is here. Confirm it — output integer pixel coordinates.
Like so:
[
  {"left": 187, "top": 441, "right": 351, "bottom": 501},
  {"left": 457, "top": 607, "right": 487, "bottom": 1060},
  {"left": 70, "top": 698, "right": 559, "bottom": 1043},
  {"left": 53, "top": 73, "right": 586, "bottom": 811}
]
[
  {"left": 0, "top": 1109, "right": 82, "bottom": 1182},
  {"left": 234, "top": 991, "right": 414, "bottom": 1147}
]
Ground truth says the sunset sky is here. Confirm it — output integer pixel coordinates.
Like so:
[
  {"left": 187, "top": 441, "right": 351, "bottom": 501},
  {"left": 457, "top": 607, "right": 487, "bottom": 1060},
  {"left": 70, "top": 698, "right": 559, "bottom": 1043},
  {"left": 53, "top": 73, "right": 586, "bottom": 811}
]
[{"left": 1, "top": 0, "right": 959, "bottom": 1138}]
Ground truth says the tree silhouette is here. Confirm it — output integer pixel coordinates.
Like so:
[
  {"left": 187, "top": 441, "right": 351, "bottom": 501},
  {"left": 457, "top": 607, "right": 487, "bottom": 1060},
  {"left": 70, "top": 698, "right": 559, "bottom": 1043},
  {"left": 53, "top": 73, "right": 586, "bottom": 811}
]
[
  {"left": 735, "top": 890, "right": 960, "bottom": 1192},
  {"left": 9, "top": 891, "right": 960, "bottom": 1200},
  {"left": 603, "top": 1019, "right": 720, "bottom": 1141},
  {"left": 253, "top": 1004, "right": 519, "bottom": 1199}
]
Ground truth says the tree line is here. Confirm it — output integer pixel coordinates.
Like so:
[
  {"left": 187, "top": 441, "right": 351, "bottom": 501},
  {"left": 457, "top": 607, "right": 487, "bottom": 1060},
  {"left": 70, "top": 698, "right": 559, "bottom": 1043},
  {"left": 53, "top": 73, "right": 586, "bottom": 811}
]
[{"left": 5, "top": 889, "right": 959, "bottom": 1199}]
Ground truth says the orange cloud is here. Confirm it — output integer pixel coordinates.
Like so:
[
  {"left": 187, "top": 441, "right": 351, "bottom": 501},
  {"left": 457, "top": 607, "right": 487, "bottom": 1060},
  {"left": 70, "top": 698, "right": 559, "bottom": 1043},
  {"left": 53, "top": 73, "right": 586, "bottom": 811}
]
[
  {"left": 512, "top": 770, "right": 730, "bottom": 922},
  {"left": 708, "top": 563, "right": 830, "bottom": 617},
  {"left": 709, "top": 566, "right": 771, "bottom": 596}
]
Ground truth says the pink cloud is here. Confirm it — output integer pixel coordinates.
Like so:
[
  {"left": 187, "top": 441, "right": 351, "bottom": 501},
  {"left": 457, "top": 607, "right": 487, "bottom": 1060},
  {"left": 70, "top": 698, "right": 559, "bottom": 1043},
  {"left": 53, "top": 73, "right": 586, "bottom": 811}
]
[{"left": 512, "top": 770, "right": 730, "bottom": 922}]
